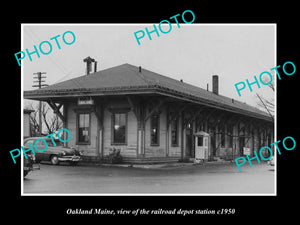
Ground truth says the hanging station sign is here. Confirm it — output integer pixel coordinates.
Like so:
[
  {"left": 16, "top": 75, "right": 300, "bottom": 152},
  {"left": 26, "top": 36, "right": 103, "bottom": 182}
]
[{"left": 78, "top": 96, "right": 94, "bottom": 105}]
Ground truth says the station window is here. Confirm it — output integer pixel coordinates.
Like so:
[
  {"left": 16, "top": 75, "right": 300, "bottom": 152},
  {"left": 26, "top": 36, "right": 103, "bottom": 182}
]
[
  {"left": 220, "top": 124, "right": 225, "bottom": 148},
  {"left": 151, "top": 114, "right": 160, "bottom": 145},
  {"left": 171, "top": 118, "right": 179, "bottom": 146},
  {"left": 112, "top": 113, "right": 127, "bottom": 145},
  {"left": 77, "top": 113, "right": 90, "bottom": 144},
  {"left": 228, "top": 124, "right": 233, "bottom": 148},
  {"left": 197, "top": 136, "right": 203, "bottom": 146}
]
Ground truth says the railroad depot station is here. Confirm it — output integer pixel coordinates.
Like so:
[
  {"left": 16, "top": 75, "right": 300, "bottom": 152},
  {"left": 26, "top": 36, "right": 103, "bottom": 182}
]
[{"left": 24, "top": 63, "right": 274, "bottom": 163}]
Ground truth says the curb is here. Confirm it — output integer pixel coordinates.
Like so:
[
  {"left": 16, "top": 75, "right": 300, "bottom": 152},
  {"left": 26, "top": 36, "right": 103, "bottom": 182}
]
[{"left": 78, "top": 160, "right": 234, "bottom": 170}]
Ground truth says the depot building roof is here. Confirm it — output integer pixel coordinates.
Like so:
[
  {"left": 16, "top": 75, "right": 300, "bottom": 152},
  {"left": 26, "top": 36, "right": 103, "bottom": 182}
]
[{"left": 24, "top": 63, "right": 273, "bottom": 122}]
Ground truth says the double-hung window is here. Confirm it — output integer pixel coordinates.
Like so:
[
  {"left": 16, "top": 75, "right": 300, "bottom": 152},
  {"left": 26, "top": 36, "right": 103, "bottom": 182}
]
[
  {"left": 150, "top": 114, "right": 160, "bottom": 146},
  {"left": 112, "top": 113, "right": 127, "bottom": 145},
  {"left": 78, "top": 113, "right": 90, "bottom": 144},
  {"left": 220, "top": 124, "right": 225, "bottom": 148},
  {"left": 171, "top": 118, "right": 179, "bottom": 146},
  {"left": 228, "top": 124, "right": 234, "bottom": 148}
]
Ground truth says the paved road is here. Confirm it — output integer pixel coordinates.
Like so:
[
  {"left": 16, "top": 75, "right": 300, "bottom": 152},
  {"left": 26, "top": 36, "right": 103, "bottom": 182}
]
[{"left": 23, "top": 161, "right": 275, "bottom": 195}]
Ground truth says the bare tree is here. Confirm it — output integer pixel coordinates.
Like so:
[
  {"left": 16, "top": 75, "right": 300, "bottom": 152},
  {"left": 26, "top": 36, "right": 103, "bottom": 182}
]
[
  {"left": 25, "top": 101, "right": 63, "bottom": 136},
  {"left": 41, "top": 102, "right": 63, "bottom": 134},
  {"left": 256, "top": 77, "right": 275, "bottom": 120},
  {"left": 28, "top": 106, "right": 40, "bottom": 136}
]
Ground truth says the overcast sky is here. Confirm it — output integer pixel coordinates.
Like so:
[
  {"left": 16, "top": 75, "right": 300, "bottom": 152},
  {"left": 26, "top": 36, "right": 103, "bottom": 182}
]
[{"left": 22, "top": 24, "right": 275, "bottom": 108}]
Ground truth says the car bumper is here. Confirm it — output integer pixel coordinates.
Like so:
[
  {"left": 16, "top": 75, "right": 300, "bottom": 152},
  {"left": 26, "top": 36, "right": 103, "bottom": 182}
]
[
  {"left": 58, "top": 155, "right": 82, "bottom": 162},
  {"left": 24, "top": 164, "right": 40, "bottom": 171}
]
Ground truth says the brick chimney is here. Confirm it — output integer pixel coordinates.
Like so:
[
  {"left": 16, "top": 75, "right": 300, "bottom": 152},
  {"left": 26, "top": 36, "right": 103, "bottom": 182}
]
[
  {"left": 83, "top": 56, "right": 95, "bottom": 75},
  {"left": 212, "top": 75, "right": 219, "bottom": 95},
  {"left": 94, "top": 61, "right": 97, "bottom": 73}
]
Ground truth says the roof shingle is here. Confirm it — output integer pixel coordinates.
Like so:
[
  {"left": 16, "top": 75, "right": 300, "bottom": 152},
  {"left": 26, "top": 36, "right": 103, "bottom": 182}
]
[{"left": 24, "top": 63, "right": 273, "bottom": 121}]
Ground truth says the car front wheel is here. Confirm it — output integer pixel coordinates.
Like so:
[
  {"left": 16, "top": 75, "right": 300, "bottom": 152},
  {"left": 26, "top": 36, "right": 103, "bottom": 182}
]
[{"left": 50, "top": 155, "right": 59, "bottom": 165}]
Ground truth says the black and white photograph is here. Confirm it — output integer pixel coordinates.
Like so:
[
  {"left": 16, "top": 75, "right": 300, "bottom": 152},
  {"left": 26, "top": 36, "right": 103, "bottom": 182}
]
[
  {"left": 4, "top": 5, "right": 298, "bottom": 221},
  {"left": 21, "top": 24, "right": 276, "bottom": 195}
]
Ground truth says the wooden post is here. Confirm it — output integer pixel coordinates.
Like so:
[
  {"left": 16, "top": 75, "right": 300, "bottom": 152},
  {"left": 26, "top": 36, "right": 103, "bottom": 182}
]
[
  {"left": 180, "top": 110, "right": 184, "bottom": 160},
  {"left": 125, "top": 96, "right": 145, "bottom": 157},
  {"left": 94, "top": 103, "right": 104, "bottom": 158},
  {"left": 46, "top": 100, "right": 66, "bottom": 146},
  {"left": 166, "top": 104, "right": 169, "bottom": 157},
  {"left": 140, "top": 107, "right": 146, "bottom": 157},
  {"left": 63, "top": 103, "right": 67, "bottom": 148}
]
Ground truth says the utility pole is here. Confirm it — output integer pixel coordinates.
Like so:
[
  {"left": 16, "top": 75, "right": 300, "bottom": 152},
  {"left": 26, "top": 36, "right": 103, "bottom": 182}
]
[{"left": 33, "top": 72, "right": 48, "bottom": 135}]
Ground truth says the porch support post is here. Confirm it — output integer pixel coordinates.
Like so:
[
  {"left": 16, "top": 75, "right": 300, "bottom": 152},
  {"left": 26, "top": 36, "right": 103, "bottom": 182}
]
[
  {"left": 46, "top": 100, "right": 67, "bottom": 146},
  {"left": 168, "top": 104, "right": 189, "bottom": 126},
  {"left": 144, "top": 97, "right": 167, "bottom": 122},
  {"left": 46, "top": 100, "right": 65, "bottom": 123},
  {"left": 183, "top": 106, "right": 207, "bottom": 129},
  {"left": 166, "top": 104, "right": 170, "bottom": 157},
  {"left": 94, "top": 102, "right": 104, "bottom": 158},
  {"left": 139, "top": 105, "right": 146, "bottom": 157},
  {"left": 180, "top": 110, "right": 185, "bottom": 160},
  {"left": 126, "top": 96, "right": 145, "bottom": 157}
]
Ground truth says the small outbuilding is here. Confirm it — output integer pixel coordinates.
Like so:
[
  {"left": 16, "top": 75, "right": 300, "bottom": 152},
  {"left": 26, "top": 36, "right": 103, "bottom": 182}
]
[
  {"left": 23, "top": 109, "right": 34, "bottom": 138},
  {"left": 194, "top": 131, "right": 210, "bottom": 163}
]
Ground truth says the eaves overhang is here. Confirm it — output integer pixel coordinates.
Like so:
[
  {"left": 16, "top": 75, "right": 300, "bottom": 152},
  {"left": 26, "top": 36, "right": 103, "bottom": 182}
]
[{"left": 24, "top": 84, "right": 274, "bottom": 123}]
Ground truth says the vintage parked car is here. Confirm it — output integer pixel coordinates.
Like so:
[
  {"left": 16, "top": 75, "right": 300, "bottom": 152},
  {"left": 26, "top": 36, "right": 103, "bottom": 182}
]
[
  {"left": 23, "top": 137, "right": 83, "bottom": 165},
  {"left": 23, "top": 153, "right": 40, "bottom": 177}
]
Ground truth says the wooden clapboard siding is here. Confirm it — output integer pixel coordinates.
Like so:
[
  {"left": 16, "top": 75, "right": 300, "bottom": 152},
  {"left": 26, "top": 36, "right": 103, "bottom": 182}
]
[
  {"left": 168, "top": 115, "right": 182, "bottom": 157},
  {"left": 144, "top": 107, "right": 167, "bottom": 157},
  {"left": 63, "top": 97, "right": 272, "bottom": 162},
  {"left": 66, "top": 102, "right": 76, "bottom": 149},
  {"left": 66, "top": 98, "right": 139, "bottom": 159},
  {"left": 103, "top": 108, "right": 137, "bottom": 157},
  {"left": 168, "top": 145, "right": 182, "bottom": 157},
  {"left": 23, "top": 112, "right": 31, "bottom": 138},
  {"left": 218, "top": 148, "right": 234, "bottom": 159},
  {"left": 66, "top": 102, "right": 98, "bottom": 156}
]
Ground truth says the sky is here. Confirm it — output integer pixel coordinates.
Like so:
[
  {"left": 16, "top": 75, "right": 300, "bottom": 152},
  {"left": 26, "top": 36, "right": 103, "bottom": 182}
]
[{"left": 22, "top": 24, "right": 276, "bottom": 109}]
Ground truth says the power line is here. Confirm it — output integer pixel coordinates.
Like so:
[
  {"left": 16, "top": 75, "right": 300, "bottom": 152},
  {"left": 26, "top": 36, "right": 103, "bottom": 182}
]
[
  {"left": 25, "top": 27, "right": 70, "bottom": 76},
  {"left": 25, "top": 27, "right": 79, "bottom": 87}
]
